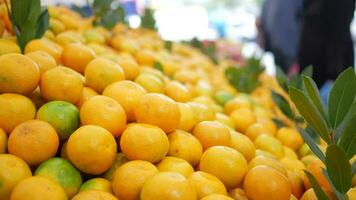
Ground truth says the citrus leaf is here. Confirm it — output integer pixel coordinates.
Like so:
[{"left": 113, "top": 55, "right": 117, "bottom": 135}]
[
  {"left": 271, "top": 91, "right": 295, "bottom": 120},
  {"left": 275, "top": 66, "right": 289, "bottom": 92},
  {"left": 154, "top": 62, "right": 164, "bottom": 73},
  {"left": 289, "top": 87, "right": 330, "bottom": 143},
  {"left": 334, "top": 102, "right": 356, "bottom": 142},
  {"left": 272, "top": 118, "right": 286, "bottom": 128},
  {"left": 325, "top": 144, "right": 352, "bottom": 193},
  {"left": 328, "top": 67, "right": 356, "bottom": 129},
  {"left": 304, "top": 170, "right": 330, "bottom": 200},
  {"left": 321, "top": 169, "right": 345, "bottom": 200},
  {"left": 301, "top": 65, "right": 313, "bottom": 77},
  {"left": 165, "top": 41, "right": 173, "bottom": 51},
  {"left": 303, "top": 76, "right": 328, "bottom": 121},
  {"left": 35, "top": 9, "right": 49, "bottom": 38},
  {"left": 352, "top": 161, "right": 356, "bottom": 176},
  {"left": 337, "top": 114, "right": 356, "bottom": 159},
  {"left": 299, "top": 128, "right": 325, "bottom": 162},
  {"left": 141, "top": 8, "right": 156, "bottom": 30},
  {"left": 290, "top": 74, "right": 303, "bottom": 90}
]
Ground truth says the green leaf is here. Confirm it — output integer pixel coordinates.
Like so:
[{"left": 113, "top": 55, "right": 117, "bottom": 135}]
[
  {"left": 301, "top": 66, "right": 313, "bottom": 77},
  {"left": 164, "top": 41, "right": 173, "bottom": 51},
  {"left": 272, "top": 118, "right": 286, "bottom": 128},
  {"left": 352, "top": 161, "right": 356, "bottom": 176},
  {"left": 154, "top": 62, "right": 164, "bottom": 73},
  {"left": 289, "top": 87, "right": 330, "bottom": 143},
  {"left": 141, "top": 8, "right": 156, "bottom": 30},
  {"left": 321, "top": 169, "right": 345, "bottom": 200},
  {"left": 35, "top": 9, "right": 49, "bottom": 38},
  {"left": 328, "top": 67, "right": 356, "bottom": 129},
  {"left": 304, "top": 170, "right": 330, "bottom": 200},
  {"left": 275, "top": 66, "right": 289, "bottom": 92},
  {"left": 325, "top": 144, "right": 352, "bottom": 193},
  {"left": 334, "top": 102, "right": 356, "bottom": 141},
  {"left": 100, "top": 6, "right": 126, "bottom": 29},
  {"left": 303, "top": 76, "right": 328, "bottom": 121},
  {"left": 337, "top": 114, "right": 356, "bottom": 159},
  {"left": 271, "top": 91, "right": 295, "bottom": 120},
  {"left": 299, "top": 128, "right": 325, "bottom": 162},
  {"left": 93, "top": 0, "right": 113, "bottom": 16},
  {"left": 289, "top": 74, "right": 303, "bottom": 90}
]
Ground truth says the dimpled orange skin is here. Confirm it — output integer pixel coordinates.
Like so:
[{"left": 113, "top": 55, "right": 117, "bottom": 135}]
[
  {"left": 84, "top": 57, "right": 125, "bottom": 93},
  {"left": 245, "top": 122, "right": 272, "bottom": 141},
  {"left": 187, "top": 102, "right": 216, "bottom": 123},
  {"left": 0, "top": 94, "right": 36, "bottom": 134},
  {"left": 40, "top": 66, "right": 83, "bottom": 104},
  {"left": 188, "top": 171, "right": 227, "bottom": 199},
  {"left": 156, "top": 156, "right": 195, "bottom": 178},
  {"left": 62, "top": 43, "right": 96, "bottom": 74},
  {"left": 135, "top": 93, "right": 180, "bottom": 133},
  {"left": 67, "top": 125, "right": 117, "bottom": 175},
  {"left": 193, "top": 121, "right": 231, "bottom": 150},
  {"left": 230, "top": 107, "right": 256, "bottom": 133},
  {"left": 26, "top": 51, "right": 57, "bottom": 75},
  {"left": 243, "top": 166, "right": 291, "bottom": 200},
  {"left": 103, "top": 80, "right": 146, "bottom": 122},
  {"left": 254, "top": 134, "right": 285, "bottom": 158},
  {"left": 80, "top": 95, "right": 127, "bottom": 137},
  {"left": 165, "top": 81, "right": 192, "bottom": 102},
  {"left": 140, "top": 172, "right": 197, "bottom": 200},
  {"left": 0, "top": 53, "right": 40, "bottom": 95},
  {"left": 200, "top": 146, "right": 248, "bottom": 190},
  {"left": 7, "top": 120, "right": 59, "bottom": 166},
  {"left": 112, "top": 160, "right": 158, "bottom": 200},
  {"left": 120, "top": 123, "right": 169, "bottom": 163},
  {"left": 24, "top": 38, "right": 63, "bottom": 63},
  {"left": 276, "top": 127, "right": 304, "bottom": 151},
  {"left": 229, "top": 130, "right": 256, "bottom": 161},
  {"left": 71, "top": 191, "right": 118, "bottom": 200},
  {"left": 167, "top": 129, "right": 203, "bottom": 166},
  {"left": 75, "top": 87, "right": 98, "bottom": 109},
  {"left": 10, "top": 176, "right": 67, "bottom": 200},
  {"left": 177, "top": 103, "right": 198, "bottom": 132}
]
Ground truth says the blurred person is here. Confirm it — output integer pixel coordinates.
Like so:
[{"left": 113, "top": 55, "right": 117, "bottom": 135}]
[
  {"left": 258, "top": 0, "right": 303, "bottom": 73},
  {"left": 298, "top": 0, "right": 355, "bottom": 87}
]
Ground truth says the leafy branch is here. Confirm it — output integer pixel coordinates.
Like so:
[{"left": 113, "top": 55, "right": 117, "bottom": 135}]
[
  {"left": 189, "top": 38, "right": 218, "bottom": 64},
  {"left": 92, "top": 0, "right": 126, "bottom": 29},
  {"left": 5, "top": 0, "right": 49, "bottom": 52},
  {"left": 140, "top": 8, "right": 156, "bottom": 30}
]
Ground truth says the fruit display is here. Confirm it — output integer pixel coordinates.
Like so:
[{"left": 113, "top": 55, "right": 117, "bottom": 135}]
[{"left": 0, "top": 1, "right": 356, "bottom": 200}]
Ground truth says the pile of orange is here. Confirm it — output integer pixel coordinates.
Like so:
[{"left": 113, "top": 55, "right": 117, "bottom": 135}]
[{"left": 0, "top": 5, "right": 355, "bottom": 200}]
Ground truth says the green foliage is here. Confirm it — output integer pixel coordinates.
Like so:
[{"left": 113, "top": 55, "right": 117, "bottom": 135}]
[
  {"left": 189, "top": 38, "right": 218, "bottom": 64},
  {"left": 225, "top": 57, "right": 264, "bottom": 93},
  {"left": 6, "top": 0, "right": 49, "bottom": 52},
  {"left": 92, "top": 0, "right": 126, "bottom": 29},
  {"left": 304, "top": 170, "right": 331, "bottom": 200},
  {"left": 153, "top": 62, "right": 164, "bottom": 73},
  {"left": 164, "top": 41, "right": 173, "bottom": 51},
  {"left": 140, "top": 8, "right": 156, "bottom": 30}
]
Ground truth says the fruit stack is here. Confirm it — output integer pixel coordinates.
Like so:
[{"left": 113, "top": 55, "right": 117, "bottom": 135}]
[{"left": 0, "top": 5, "right": 355, "bottom": 200}]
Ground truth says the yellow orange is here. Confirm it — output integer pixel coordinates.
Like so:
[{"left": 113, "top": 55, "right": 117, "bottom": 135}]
[
  {"left": 248, "top": 156, "right": 287, "bottom": 176},
  {"left": 0, "top": 53, "right": 40, "bottom": 95},
  {"left": 103, "top": 80, "right": 146, "bottom": 122},
  {"left": 284, "top": 146, "right": 299, "bottom": 160},
  {"left": 228, "top": 188, "right": 248, "bottom": 200},
  {"left": 188, "top": 102, "right": 216, "bottom": 123},
  {"left": 177, "top": 103, "right": 198, "bottom": 131},
  {"left": 276, "top": 127, "right": 304, "bottom": 151},
  {"left": 245, "top": 122, "right": 272, "bottom": 141},
  {"left": 254, "top": 134, "right": 285, "bottom": 158},
  {"left": 135, "top": 49, "right": 156, "bottom": 66},
  {"left": 303, "top": 160, "right": 331, "bottom": 191},
  {"left": 79, "top": 178, "right": 112, "bottom": 193},
  {"left": 230, "top": 107, "right": 256, "bottom": 133},
  {"left": 80, "top": 95, "right": 127, "bottom": 137},
  {"left": 229, "top": 130, "right": 255, "bottom": 161},
  {"left": 280, "top": 158, "right": 305, "bottom": 178},
  {"left": 287, "top": 171, "right": 305, "bottom": 199},
  {"left": 24, "top": 38, "right": 63, "bottom": 63},
  {"left": 215, "top": 113, "right": 235, "bottom": 130},
  {"left": 55, "top": 31, "right": 84, "bottom": 46},
  {"left": 165, "top": 81, "right": 192, "bottom": 102},
  {"left": 189, "top": 171, "right": 227, "bottom": 199},
  {"left": 72, "top": 191, "right": 118, "bottom": 200},
  {"left": 224, "top": 97, "right": 251, "bottom": 115},
  {"left": 200, "top": 194, "right": 234, "bottom": 200},
  {"left": 75, "top": 87, "right": 98, "bottom": 109},
  {"left": 26, "top": 51, "right": 57, "bottom": 75},
  {"left": 134, "top": 73, "right": 164, "bottom": 93},
  {"left": 0, "top": 128, "right": 6, "bottom": 153},
  {"left": 104, "top": 153, "right": 128, "bottom": 181},
  {"left": 157, "top": 156, "right": 194, "bottom": 178},
  {"left": 193, "top": 121, "right": 231, "bottom": 150},
  {"left": 135, "top": 93, "right": 180, "bottom": 133},
  {"left": 62, "top": 43, "right": 96, "bottom": 73},
  {"left": 0, "top": 38, "right": 21, "bottom": 55},
  {"left": 8, "top": 120, "right": 59, "bottom": 166}
]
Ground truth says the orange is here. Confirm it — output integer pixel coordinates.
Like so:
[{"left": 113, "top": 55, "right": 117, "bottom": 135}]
[
  {"left": 83, "top": 29, "right": 106, "bottom": 44},
  {"left": 24, "top": 38, "right": 63, "bottom": 63},
  {"left": 79, "top": 178, "right": 112, "bottom": 193},
  {"left": 280, "top": 158, "right": 305, "bottom": 178},
  {"left": 303, "top": 160, "right": 332, "bottom": 191},
  {"left": 104, "top": 54, "right": 140, "bottom": 80},
  {"left": 10, "top": 176, "right": 67, "bottom": 200},
  {"left": 187, "top": 102, "right": 216, "bottom": 123},
  {"left": 300, "top": 188, "right": 336, "bottom": 200},
  {"left": 284, "top": 146, "right": 299, "bottom": 160},
  {"left": 8, "top": 120, "right": 59, "bottom": 166},
  {"left": 34, "top": 157, "right": 82, "bottom": 198},
  {"left": 28, "top": 87, "right": 47, "bottom": 110},
  {"left": 140, "top": 172, "right": 197, "bottom": 200},
  {"left": 254, "top": 134, "right": 285, "bottom": 158},
  {"left": 0, "top": 128, "right": 6, "bottom": 153},
  {"left": 135, "top": 93, "right": 180, "bottom": 133},
  {"left": 173, "top": 69, "right": 200, "bottom": 84},
  {"left": 228, "top": 188, "right": 248, "bottom": 200},
  {"left": 85, "top": 58, "right": 125, "bottom": 93},
  {"left": 156, "top": 156, "right": 194, "bottom": 178},
  {"left": 255, "top": 149, "right": 278, "bottom": 159},
  {"left": 245, "top": 122, "right": 272, "bottom": 141},
  {"left": 26, "top": 51, "right": 57, "bottom": 75},
  {"left": 120, "top": 123, "right": 169, "bottom": 163},
  {"left": 177, "top": 103, "right": 198, "bottom": 131},
  {"left": 167, "top": 129, "right": 203, "bottom": 166},
  {"left": 188, "top": 171, "right": 227, "bottom": 199},
  {"left": 55, "top": 31, "right": 84, "bottom": 46},
  {"left": 134, "top": 73, "right": 164, "bottom": 93},
  {"left": 215, "top": 113, "right": 235, "bottom": 130},
  {"left": 230, "top": 107, "right": 256, "bottom": 133},
  {"left": 287, "top": 171, "right": 305, "bottom": 199},
  {"left": 80, "top": 95, "right": 127, "bottom": 137},
  {"left": 276, "top": 127, "right": 304, "bottom": 151},
  {"left": 193, "top": 121, "right": 231, "bottom": 150},
  {"left": 135, "top": 49, "right": 156, "bottom": 66},
  {"left": 229, "top": 130, "right": 255, "bottom": 161},
  {"left": 104, "top": 153, "right": 128, "bottom": 181},
  {"left": 0, "top": 38, "right": 21, "bottom": 55},
  {"left": 224, "top": 97, "right": 251, "bottom": 115},
  {"left": 0, "top": 94, "right": 36, "bottom": 134},
  {"left": 0, "top": 53, "right": 40, "bottom": 94},
  {"left": 200, "top": 194, "right": 234, "bottom": 200},
  {"left": 112, "top": 160, "right": 158, "bottom": 200},
  {"left": 67, "top": 125, "right": 117, "bottom": 175},
  {"left": 258, "top": 118, "right": 277, "bottom": 136},
  {"left": 248, "top": 156, "right": 287, "bottom": 176},
  {"left": 40, "top": 66, "right": 83, "bottom": 104},
  {"left": 49, "top": 18, "right": 65, "bottom": 34},
  {"left": 347, "top": 188, "right": 356, "bottom": 199},
  {"left": 103, "top": 80, "right": 146, "bottom": 122},
  {"left": 71, "top": 191, "right": 118, "bottom": 200},
  {"left": 62, "top": 43, "right": 96, "bottom": 73},
  {"left": 37, "top": 101, "right": 80, "bottom": 140},
  {"left": 298, "top": 143, "right": 313, "bottom": 158},
  {"left": 0, "top": 154, "right": 32, "bottom": 200},
  {"left": 75, "top": 87, "right": 98, "bottom": 109},
  {"left": 243, "top": 166, "right": 291, "bottom": 200},
  {"left": 200, "top": 146, "right": 248, "bottom": 189},
  {"left": 165, "top": 81, "right": 192, "bottom": 102}
]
